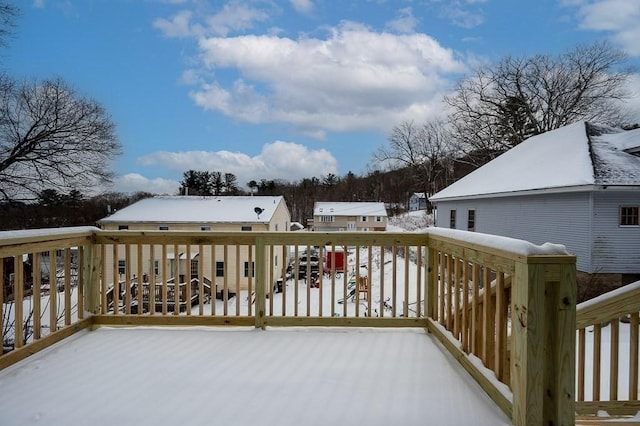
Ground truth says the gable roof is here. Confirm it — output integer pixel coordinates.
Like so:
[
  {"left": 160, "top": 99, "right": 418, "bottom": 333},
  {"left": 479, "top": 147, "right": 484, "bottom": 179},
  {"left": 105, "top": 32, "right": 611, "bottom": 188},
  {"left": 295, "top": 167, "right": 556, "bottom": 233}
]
[
  {"left": 431, "top": 122, "right": 640, "bottom": 201},
  {"left": 99, "top": 196, "right": 288, "bottom": 224},
  {"left": 313, "top": 202, "right": 387, "bottom": 217}
]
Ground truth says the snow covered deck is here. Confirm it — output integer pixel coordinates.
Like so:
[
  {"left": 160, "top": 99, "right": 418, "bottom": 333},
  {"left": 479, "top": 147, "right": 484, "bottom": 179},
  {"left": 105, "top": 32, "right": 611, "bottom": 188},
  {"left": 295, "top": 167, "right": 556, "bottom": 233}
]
[
  {"left": 0, "top": 326, "right": 510, "bottom": 426},
  {"left": 1, "top": 227, "right": 586, "bottom": 425}
]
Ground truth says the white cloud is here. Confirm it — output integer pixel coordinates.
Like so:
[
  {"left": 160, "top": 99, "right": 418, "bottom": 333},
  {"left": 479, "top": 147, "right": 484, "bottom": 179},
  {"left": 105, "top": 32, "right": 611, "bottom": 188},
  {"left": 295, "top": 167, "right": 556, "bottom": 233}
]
[
  {"left": 153, "top": 10, "right": 197, "bottom": 38},
  {"left": 621, "top": 73, "right": 640, "bottom": 123},
  {"left": 33, "top": 0, "right": 45, "bottom": 8},
  {"left": 188, "top": 22, "right": 465, "bottom": 136},
  {"left": 568, "top": 0, "right": 640, "bottom": 56},
  {"left": 385, "top": 7, "right": 419, "bottom": 34},
  {"left": 205, "top": 1, "right": 270, "bottom": 36},
  {"left": 113, "top": 174, "right": 180, "bottom": 195},
  {"left": 439, "top": 4, "right": 485, "bottom": 28},
  {"left": 289, "top": 0, "right": 314, "bottom": 14},
  {"left": 136, "top": 141, "right": 338, "bottom": 186},
  {"left": 154, "top": 2, "right": 271, "bottom": 38}
]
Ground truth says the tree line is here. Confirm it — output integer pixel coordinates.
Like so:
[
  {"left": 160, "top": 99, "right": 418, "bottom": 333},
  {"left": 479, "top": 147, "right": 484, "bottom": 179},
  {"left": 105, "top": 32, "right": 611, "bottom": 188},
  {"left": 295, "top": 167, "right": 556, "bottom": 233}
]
[
  {"left": 0, "top": 190, "right": 153, "bottom": 230},
  {"left": 376, "top": 41, "right": 637, "bottom": 200},
  {"left": 179, "top": 168, "right": 422, "bottom": 223}
]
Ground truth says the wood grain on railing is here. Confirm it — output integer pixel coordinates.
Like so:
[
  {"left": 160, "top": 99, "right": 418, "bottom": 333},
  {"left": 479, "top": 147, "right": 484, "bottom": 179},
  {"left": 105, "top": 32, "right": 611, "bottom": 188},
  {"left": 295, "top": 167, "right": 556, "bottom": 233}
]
[
  {"left": 0, "top": 228, "right": 95, "bottom": 369},
  {"left": 425, "top": 232, "right": 576, "bottom": 425},
  {"left": 576, "top": 282, "right": 640, "bottom": 417},
  {"left": 2, "top": 228, "right": 580, "bottom": 425}
]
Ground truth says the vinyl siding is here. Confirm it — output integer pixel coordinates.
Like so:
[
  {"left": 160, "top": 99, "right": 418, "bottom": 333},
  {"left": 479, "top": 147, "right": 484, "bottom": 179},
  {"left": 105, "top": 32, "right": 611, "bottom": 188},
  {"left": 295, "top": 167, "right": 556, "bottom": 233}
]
[
  {"left": 592, "top": 191, "right": 640, "bottom": 273},
  {"left": 314, "top": 215, "right": 387, "bottom": 231},
  {"left": 435, "top": 192, "right": 592, "bottom": 272}
]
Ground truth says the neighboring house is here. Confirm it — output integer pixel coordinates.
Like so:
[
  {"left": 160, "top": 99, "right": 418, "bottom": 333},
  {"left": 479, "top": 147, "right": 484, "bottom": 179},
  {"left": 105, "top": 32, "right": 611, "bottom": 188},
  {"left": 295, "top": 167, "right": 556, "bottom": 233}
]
[
  {"left": 408, "top": 193, "right": 428, "bottom": 211},
  {"left": 98, "top": 196, "right": 291, "bottom": 294},
  {"left": 313, "top": 202, "right": 387, "bottom": 232},
  {"left": 430, "top": 122, "right": 640, "bottom": 295}
]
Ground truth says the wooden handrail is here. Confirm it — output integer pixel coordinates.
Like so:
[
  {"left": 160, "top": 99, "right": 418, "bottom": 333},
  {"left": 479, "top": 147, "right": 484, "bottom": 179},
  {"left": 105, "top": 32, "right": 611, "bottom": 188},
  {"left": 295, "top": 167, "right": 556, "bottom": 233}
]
[
  {"left": 0, "top": 227, "right": 579, "bottom": 425},
  {"left": 425, "top": 229, "right": 576, "bottom": 426}
]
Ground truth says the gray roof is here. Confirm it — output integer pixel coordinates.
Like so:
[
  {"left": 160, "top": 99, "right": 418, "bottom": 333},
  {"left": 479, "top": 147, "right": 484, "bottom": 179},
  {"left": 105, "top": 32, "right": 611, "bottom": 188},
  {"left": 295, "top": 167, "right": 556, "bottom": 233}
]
[{"left": 431, "top": 122, "right": 640, "bottom": 201}]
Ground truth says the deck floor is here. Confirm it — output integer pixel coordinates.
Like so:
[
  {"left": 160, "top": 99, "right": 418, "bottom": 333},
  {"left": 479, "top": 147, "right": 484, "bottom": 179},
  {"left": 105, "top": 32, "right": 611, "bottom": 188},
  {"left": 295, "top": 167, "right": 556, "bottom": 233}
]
[{"left": 0, "top": 327, "right": 510, "bottom": 426}]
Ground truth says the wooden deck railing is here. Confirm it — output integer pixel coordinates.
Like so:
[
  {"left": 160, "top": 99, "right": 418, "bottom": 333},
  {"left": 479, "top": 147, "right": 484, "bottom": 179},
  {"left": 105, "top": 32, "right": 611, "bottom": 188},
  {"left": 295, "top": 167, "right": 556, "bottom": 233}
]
[
  {"left": 575, "top": 281, "right": 640, "bottom": 418},
  {"left": 0, "top": 226, "right": 578, "bottom": 426},
  {"left": 424, "top": 228, "right": 577, "bottom": 425}
]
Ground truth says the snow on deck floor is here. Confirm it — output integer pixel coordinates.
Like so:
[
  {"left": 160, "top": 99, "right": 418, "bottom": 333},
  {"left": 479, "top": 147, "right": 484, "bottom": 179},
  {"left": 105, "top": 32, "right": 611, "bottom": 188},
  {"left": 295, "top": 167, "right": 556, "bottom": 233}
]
[{"left": 0, "top": 327, "right": 510, "bottom": 426}]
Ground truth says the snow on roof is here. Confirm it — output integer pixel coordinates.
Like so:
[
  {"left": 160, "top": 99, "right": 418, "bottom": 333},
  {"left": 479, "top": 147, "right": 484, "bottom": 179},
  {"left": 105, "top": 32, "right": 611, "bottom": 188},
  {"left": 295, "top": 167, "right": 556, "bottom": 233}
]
[
  {"left": 313, "top": 201, "right": 387, "bottom": 217},
  {"left": 431, "top": 122, "right": 640, "bottom": 201},
  {"left": 590, "top": 124, "right": 640, "bottom": 185},
  {"left": 99, "top": 196, "right": 286, "bottom": 224}
]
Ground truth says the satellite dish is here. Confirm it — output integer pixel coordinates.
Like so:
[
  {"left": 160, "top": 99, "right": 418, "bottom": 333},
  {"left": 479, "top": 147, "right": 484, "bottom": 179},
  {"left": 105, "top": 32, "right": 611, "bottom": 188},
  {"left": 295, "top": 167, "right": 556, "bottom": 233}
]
[{"left": 254, "top": 207, "right": 264, "bottom": 219}]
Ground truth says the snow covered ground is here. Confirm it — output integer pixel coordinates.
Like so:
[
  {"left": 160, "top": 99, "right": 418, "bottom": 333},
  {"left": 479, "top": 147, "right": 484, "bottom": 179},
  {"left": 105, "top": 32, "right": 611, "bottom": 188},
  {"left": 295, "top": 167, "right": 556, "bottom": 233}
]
[
  {"left": 203, "top": 246, "right": 424, "bottom": 318},
  {"left": 0, "top": 326, "right": 511, "bottom": 426}
]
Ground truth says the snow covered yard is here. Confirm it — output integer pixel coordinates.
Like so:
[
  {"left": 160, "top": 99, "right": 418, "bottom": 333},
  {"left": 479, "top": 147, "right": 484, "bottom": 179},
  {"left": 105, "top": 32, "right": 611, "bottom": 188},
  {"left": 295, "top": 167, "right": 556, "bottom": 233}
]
[
  {"left": 197, "top": 245, "right": 424, "bottom": 318},
  {"left": 0, "top": 326, "right": 510, "bottom": 426}
]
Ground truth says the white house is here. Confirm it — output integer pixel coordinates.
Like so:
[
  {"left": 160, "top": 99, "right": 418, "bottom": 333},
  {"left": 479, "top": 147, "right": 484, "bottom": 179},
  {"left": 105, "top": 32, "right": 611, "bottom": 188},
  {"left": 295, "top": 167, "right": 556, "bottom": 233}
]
[
  {"left": 313, "top": 202, "right": 387, "bottom": 232},
  {"left": 98, "top": 196, "right": 291, "bottom": 294},
  {"left": 430, "top": 122, "right": 640, "bottom": 296},
  {"left": 408, "top": 192, "right": 428, "bottom": 211}
]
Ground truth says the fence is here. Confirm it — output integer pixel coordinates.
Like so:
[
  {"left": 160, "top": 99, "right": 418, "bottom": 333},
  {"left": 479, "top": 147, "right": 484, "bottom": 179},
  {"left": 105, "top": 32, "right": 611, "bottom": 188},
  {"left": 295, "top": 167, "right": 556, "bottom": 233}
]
[
  {"left": 0, "top": 226, "right": 578, "bottom": 425},
  {"left": 575, "top": 281, "right": 640, "bottom": 417}
]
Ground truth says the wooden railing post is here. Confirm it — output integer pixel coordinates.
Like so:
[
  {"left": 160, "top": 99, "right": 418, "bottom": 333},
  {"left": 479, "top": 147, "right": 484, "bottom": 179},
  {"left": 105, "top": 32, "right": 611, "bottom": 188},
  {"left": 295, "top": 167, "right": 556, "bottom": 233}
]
[
  {"left": 512, "top": 260, "right": 575, "bottom": 426},
  {"left": 254, "top": 237, "right": 266, "bottom": 329},
  {"left": 425, "top": 247, "right": 438, "bottom": 320},
  {"left": 82, "top": 242, "right": 101, "bottom": 316}
]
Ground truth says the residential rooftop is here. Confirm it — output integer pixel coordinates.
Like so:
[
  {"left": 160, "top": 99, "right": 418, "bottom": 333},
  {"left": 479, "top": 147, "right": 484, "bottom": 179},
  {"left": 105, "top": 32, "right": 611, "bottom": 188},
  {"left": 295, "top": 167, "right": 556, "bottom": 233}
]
[
  {"left": 98, "top": 195, "right": 287, "bottom": 224},
  {"left": 431, "top": 121, "right": 640, "bottom": 201}
]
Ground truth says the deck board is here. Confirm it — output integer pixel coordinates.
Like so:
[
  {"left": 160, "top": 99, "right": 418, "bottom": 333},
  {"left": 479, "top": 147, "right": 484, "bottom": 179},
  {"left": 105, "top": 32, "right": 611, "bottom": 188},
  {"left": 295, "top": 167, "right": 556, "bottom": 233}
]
[{"left": 0, "top": 327, "right": 510, "bottom": 426}]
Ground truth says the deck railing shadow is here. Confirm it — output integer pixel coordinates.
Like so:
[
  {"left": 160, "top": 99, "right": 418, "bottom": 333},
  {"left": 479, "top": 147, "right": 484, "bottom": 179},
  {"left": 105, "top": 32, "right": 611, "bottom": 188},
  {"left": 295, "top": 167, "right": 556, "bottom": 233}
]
[{"left": 1, "top": 226, "right": 582, "bottom": 425}]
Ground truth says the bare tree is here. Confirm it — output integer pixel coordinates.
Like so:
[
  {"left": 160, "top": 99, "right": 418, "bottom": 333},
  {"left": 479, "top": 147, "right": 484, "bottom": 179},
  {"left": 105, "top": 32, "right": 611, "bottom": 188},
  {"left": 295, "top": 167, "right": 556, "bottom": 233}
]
[
  {"left": 0, "top": 1, "right": 17, "bottom": 48},
  {"left": 223, "top": 172, "right": 239, "bottom": 195},
  {"left": 445, "top": 41, "right": 631, "bottom": 166},
  {"left": 0, "top": 76, "right": 121, "bottom": 201},
  {"left": 375, "top": 119, "right": 454, "bottom": 201}
]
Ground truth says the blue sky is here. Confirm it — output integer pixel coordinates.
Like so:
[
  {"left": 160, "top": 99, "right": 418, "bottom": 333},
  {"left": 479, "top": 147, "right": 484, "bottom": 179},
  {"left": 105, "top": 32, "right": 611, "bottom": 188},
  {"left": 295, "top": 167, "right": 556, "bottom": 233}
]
[{"left": 5, "top": 0, "right": 640, "bottom": 195}]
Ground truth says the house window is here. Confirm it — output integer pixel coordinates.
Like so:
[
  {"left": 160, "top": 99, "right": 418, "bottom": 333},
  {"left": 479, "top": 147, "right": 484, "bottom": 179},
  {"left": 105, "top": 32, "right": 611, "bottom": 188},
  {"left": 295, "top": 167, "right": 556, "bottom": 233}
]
[
  {"left": 449, "top": 210, "right": 457, "bottom": 229},
  {"left": 118, "top": 259, "right": 126, "bottom": 275},
  {"left": 201, "top": 226, "right": 211, "bottom": 231},
  {"left": 118, "top": 225, "right": 128, "bottom": 230},
  {"left": 467, "top": 210, "right": 476, "bottom": 232},
  {"left": 215, "top": 261, "right": 224, "bottom": 277},
  {"left": 319, "top": 215, "right": 334, "bottom": 222},
  {"left": 361, "top": 216, "right": 368, "bottom": 222},
  {"left": 244, "top": 261, "right": 255, "bottom": 277},
  {"left": 190, "top": 259, "right": 198, "bottom": 278},
  {"left": 620, "top": 206, "right": 639, "bottom": 226},
  {"left": 159, "top": 225, "right": 169, "bottom": 231},
  {"left": 241, "top": 226, "right": 252, "bottom": 231},
  {"left": 152, "top": 260, "right": 159, "bottom": 275},
  {"left": 375, "top": 216, "right": 382, "bottom": 222}
]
